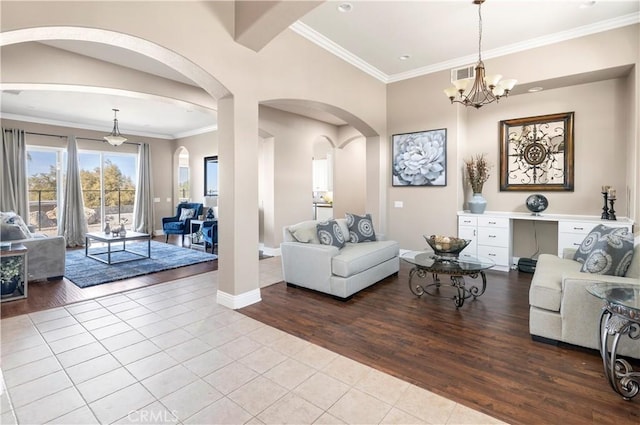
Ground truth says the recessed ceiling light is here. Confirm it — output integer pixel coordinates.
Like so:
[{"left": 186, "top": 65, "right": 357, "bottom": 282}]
[
  {"left": 528, "top": 87, "right": 544, "bottom": 93},
  {"left": 399, "top": 55, "right": 411, "bottom": 61},
  {"left": 337, "top": 3, "right": 353, "bottom": 13},
  {"left": 579, "top": 1, "right": 596, "bottom": 9}
]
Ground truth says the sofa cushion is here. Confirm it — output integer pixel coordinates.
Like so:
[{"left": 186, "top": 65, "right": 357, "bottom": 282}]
[
  {"left": 529, "top": 253, "right": 582, "bottom": 312},
  {"left": 1, "top": 223, "right": 28, "bottom": 241},
  {"left": 345, "top": 213, "right": 376, "bottom": 243},
  {"left": 332, "top": 240, "right": 399, "bottom": 278},
  {"left": 288, "top": 220, "right": 321, "bottom": 244},
  {"left": 625, "top": 237, "right": 640, "bottom": 279},
  {"left": 317, "top": 219, "right": 346, "bottom": 249},
  {"left": 164, "top": 221, "right": 185, "bottom": 231},
  {"left": 573, "top": 225, "right": 634, "bottom": 276},
  {"left": 0, "top": 212, "right": 31, "bottom": 239}
]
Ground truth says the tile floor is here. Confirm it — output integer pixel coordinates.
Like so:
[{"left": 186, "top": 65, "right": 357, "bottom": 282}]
[{"left": 1, "top": 261, "right": 507, "bottom": 424}]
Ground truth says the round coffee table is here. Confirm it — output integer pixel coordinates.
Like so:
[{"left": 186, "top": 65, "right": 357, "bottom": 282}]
[
  {"left": 400, "top": 251, "right": 494, "bottom": 308},
  {"left": 587, "top": 282, "right": 640, "bottom": 400}
]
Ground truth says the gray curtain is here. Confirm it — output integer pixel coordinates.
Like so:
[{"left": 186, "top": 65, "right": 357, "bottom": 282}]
[
  {"left": 58, "top": 136, "right": 88, "bottom": 247},
  {"left": 133, "top": 143, "right": 154, "bottom": 234},
  {"left": 1, "top": 128, "right": 29, "bottom": 218}
]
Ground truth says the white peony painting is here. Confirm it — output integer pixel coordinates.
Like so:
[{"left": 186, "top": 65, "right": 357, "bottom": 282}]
[{"left": 392, "top": 129, "right": 447, "bottom": 186}]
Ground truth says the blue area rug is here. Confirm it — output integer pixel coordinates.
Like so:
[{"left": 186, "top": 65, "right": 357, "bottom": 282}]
[{"left": 65, "top": 240, "right": 217, "bottom": 288}]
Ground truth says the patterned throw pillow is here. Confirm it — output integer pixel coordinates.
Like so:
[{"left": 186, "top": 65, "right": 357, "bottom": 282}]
[
  {"left": 573, "top": 224, "right": 634, "bottom": 276},
  {"left": 179, "top": 208, "right": 195, "bottom": 221},
  {"left": 316, "top": 219, "right": 346, "bottom": 249},
  {"left": 345, "top": 213, "right": 376, "bottom": 243}
]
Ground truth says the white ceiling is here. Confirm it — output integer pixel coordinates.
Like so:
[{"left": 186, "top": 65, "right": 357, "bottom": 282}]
[{"left": 1, "top": 1, "right": 638, "bottom": 138}]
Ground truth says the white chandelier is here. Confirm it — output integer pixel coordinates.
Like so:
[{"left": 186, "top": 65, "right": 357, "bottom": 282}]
[
  {"left": 104, "top": 108, "right": 127, "bottom": 146},
  {"left": 444, "top": 0, "right": 517, "bottom": 109}
]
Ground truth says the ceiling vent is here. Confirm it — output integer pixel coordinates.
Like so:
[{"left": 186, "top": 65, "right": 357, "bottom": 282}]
[{"left": 451, "top": 65, "right": 475, "bottom": 83}]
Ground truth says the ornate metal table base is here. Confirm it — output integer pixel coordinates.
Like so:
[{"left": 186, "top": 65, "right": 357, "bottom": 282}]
[
  {"left": 598, "top": 307, "right": 640, "bottom": 400},
  {"left": 408, "top": 267, "right": 487, "bottom": 308}
]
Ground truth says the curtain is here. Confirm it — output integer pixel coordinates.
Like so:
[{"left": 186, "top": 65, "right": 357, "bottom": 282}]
[
  {"left": 1, "top": 128, "right": 29, "bottom": 218},
  {"left": 133, "top": 143, "right": 154, "bottom": 234},
  {"left": 58, "top": 136, "right": 88, "bottom": 247}
]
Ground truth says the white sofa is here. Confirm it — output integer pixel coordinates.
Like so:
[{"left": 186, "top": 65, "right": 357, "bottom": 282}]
[
  {"left": 281, "top": 219, "right": 399, "bottom": 300},
  {"left": 1, "top": 218, "right": 66, "bottom": 282},
  {"left": 529, "top": 237, "right": 639, "bottom": 359}
]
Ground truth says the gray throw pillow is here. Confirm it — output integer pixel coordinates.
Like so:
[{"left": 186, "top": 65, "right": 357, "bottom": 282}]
[
  {"left": 316, "top": 219, "right": 346, "bottom": 249},
  {"left": 0, "top": 223, "right": 28, "bottom": 241},
  {"left": 573, "top": 224, "right": 634, "bottom": 276},
  {"left": 345, "top": 213, "right": 376, "bottom": 243}
]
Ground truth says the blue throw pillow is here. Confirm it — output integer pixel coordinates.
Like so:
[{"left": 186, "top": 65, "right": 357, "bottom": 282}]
[
  {"left": 316, "top": 219, "right": 346, "bottom": 249},
  {"left": 345, "top": 213, "right": 376, "bottom": 243}
]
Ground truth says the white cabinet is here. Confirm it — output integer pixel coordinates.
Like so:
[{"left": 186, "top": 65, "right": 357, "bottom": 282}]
[
  {"left": 558, "top": 220, "right": 633, "bottom": 256},
  {"left": 458, "top": 211, "right": 635, "bottom": 273},
  {"left": 457, "top": 214, "right": 511, "bottom": 271},
  {"left": 457, "top": 216, "right": 477, "bottom": 261}
]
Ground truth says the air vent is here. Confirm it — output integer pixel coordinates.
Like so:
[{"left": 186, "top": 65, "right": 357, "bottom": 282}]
[{"left": 451, "top": 65, "right": 475, "bottom": 83}]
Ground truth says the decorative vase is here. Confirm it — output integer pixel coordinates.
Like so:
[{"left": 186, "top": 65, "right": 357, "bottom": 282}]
[
  {"left": 104, "top": 222, "right": 111, "bottom": 235},
  {"left": 468, "top": 193, "right": 487, "bottom": 214},
  {"left": 119, "top": 224, "right": 127, "bottom": 237}
]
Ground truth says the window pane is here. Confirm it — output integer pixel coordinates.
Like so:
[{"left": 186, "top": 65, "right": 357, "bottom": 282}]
[{"left": 26, "top": 149, "right": 59, "bottom": 235}]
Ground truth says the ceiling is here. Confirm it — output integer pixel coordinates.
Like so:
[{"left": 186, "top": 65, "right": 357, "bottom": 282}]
[{"left": 1, "top": 1, "right": 638, "bottom": 138}]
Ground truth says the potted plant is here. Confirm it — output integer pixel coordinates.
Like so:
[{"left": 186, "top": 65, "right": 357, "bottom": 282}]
[
  {"left": 1, "top": 256, "right": 23, "bottom": 296},
  {"left": 464, "top": 153, "right": 492, "bottom": 214}
]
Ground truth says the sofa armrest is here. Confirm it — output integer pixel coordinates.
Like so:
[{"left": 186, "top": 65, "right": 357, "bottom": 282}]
[
  {"left": 18, "top": 235, "right": 66, "bottom": 281},
  {"left": 280, "top": 241, "right": 338, "bottom": 292}
]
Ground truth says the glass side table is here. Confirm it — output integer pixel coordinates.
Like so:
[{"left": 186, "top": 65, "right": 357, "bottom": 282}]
[{"left": 587, "top": 283, "right": 640, "bottom": 400}]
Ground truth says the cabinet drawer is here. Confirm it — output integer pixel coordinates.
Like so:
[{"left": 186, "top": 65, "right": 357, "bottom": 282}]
[
  {"left": 478, "top": 227, "right": 509, "bottom": 247},
  {"left": 558, "top": 221, "right": 593, "bottom": 234},
  {"left": 458, "top": 216, "right": 477, "bottom": 227},
  {"left": 558, "top": 232, "right": 589, "bottom": 252},
  {"left": 478, "top": 216, "right": 509, "bottom": 228},
  {"left": 477, "top": 246, "right": 509, "bottom": 266}
]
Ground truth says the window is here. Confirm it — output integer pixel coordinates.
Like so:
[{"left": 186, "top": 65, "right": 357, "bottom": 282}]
[
  {"left": 26, "top": 147, "right": 63, "bottom": 235},
  {"left": 204, "top": 156, "right": 218, "bottom": 196}
]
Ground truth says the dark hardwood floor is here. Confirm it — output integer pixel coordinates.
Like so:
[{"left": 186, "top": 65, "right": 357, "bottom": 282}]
[
  {"left": 240, "top": 264, "right": 639, "bottom": 425},
  {"left": 0, "top": 236, "right": 218, "bottom": 319}
]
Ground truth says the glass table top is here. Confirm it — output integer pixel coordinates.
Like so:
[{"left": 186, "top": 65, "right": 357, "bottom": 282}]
[
  {"left": 587, "top": 283, "right": 640, "bottom": 312},
  {"left": 400, "top": 251, "right": 495, "bottom": 273}
]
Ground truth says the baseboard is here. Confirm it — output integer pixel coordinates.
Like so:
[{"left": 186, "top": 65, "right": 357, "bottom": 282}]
[
  {"left": 216, "top": 288, "right": 261, "bottom": 309},
  {"left": 260, "top": 244, "right": 281, "bottom": 257}
]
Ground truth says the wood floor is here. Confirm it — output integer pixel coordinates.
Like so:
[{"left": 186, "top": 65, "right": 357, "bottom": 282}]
[
  {"left": 240, "top": 264, "right": 640, "bottom": 425},
  {"left": 0, "top": 237, "right": 218, "bottom": 319}
]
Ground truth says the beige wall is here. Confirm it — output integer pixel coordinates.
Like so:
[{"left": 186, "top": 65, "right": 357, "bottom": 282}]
[{"left": 387, "top": 24, "right": 639, "bottom": 251}]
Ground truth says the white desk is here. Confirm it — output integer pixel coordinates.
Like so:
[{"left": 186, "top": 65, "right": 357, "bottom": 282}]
[{"left": 457, "top": 211, "right": 634, "bottom": 272}]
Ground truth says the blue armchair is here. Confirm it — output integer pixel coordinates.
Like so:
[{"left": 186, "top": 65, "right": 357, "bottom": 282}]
[
  {"left": 162, "top": 202, "right": 203, "bottom": 245},
  {"left": 202, "top": 219, "right": 218, "bottom": 254}
]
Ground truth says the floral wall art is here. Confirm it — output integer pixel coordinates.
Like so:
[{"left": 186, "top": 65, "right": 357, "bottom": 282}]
[{"left": 392, "top": 128, "right": 447, "bottom": 187}]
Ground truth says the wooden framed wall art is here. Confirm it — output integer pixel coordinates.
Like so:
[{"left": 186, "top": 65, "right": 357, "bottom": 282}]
[{"left": 499, "top": 112, "right": 574, "bottom": 191}]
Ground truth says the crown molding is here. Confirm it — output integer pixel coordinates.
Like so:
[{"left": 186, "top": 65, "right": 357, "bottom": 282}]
[
  {"left": 289, "top": 22, "right": 389, "bottom": 83},
  {"left": 293, "top": 12, "right": 640, "bottom": 84}
]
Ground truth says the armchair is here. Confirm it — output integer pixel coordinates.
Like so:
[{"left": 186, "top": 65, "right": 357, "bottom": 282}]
[
  {"left": 201, "top": 219, "right": 218, "bottom": 254},
  {"left": 162, "top": 202, "right": 203, "bottom": 245}
]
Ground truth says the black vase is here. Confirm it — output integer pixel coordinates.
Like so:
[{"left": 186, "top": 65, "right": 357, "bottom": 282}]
[{"left": 1, "top": 276, "right": 19, "bottom": 296}]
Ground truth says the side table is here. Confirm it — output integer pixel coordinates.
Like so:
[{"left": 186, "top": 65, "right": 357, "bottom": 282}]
[
  {"left": 587, "top": 283, "right": 640, "bottom": 400},
  {"left": 1, "top": 243, "right": 28, "bottom": 302}
]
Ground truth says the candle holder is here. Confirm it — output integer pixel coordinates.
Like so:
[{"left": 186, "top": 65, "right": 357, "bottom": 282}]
[
  {"left": 608, "top": 198, "right": 617, "bottom": 221},
  {"left": 601, "top": 192, "right": 609, "bottom": 220}
]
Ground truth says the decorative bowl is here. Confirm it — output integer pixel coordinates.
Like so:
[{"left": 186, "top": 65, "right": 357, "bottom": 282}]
[{"left": 424, "top": 235, "right": 471, "bottom": 258}]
